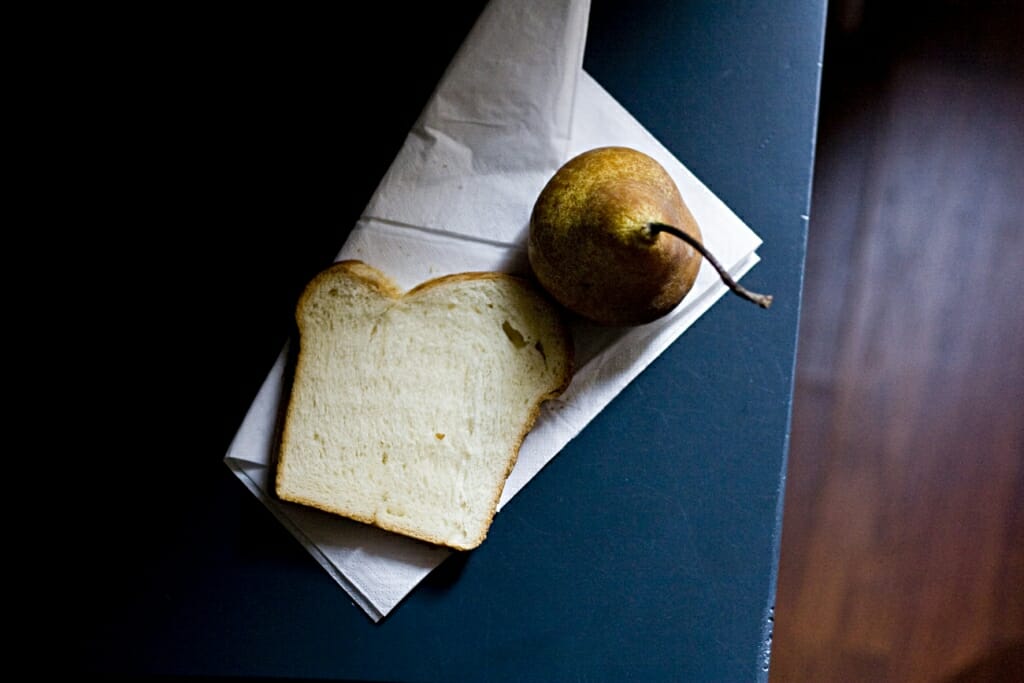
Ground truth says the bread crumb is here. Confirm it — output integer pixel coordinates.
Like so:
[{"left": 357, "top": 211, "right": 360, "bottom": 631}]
[{"left": 502, "top": 320, "right": 528, "bottom": 348}]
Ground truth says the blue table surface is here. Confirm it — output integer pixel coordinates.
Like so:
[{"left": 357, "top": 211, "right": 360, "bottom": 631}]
[{"left": 74, "top": 1, "right": 825, "bottom": 680}]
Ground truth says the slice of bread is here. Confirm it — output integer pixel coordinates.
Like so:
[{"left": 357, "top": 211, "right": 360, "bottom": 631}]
[{"left": 275, "top": 260, "right": 573, "bottom": 550}]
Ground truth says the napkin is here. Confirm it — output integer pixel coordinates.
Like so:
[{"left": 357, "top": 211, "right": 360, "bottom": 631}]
[{"left": 225, "top": 0, "right": 763, "bottom": 623}]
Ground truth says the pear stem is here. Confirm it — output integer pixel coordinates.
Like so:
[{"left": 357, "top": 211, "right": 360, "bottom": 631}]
[{"left": 648, "top": 222, "right": 773, "bottom": 309}]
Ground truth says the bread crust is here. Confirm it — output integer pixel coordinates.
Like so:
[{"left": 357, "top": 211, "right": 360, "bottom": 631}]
[{"left": 275, "top": 260, "right": 574, "bottom": 551}]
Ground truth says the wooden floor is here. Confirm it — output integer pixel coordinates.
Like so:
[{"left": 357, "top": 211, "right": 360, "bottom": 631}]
[{"left": 771, "top": 2, "right": 1024, "bottom": 681}]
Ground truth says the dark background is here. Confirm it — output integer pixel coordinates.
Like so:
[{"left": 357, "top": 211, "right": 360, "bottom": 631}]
[
  {"left": 773, "top": 1, "right": 1024, "bottom": 680},
  {"left": 55, "top": 1, "right": 494, "bottom": 668}
]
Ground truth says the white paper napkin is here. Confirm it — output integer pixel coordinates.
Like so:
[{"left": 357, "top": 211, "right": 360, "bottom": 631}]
[{"left": 225, "top": 0, "right": 763, "bottom": 622}]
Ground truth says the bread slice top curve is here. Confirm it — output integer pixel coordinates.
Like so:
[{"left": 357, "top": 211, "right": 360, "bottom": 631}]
[{"left": 274, "top": 260, "right": 573, "bottom": 551}]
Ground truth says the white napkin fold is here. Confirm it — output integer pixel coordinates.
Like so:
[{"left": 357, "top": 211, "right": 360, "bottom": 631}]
[{"left": 225, "top": 0, "right": 763, "bottom": 622}]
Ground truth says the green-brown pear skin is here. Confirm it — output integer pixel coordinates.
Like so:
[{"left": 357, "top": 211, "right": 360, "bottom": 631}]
[{"left": 528, "top": 146, "right": 703, "bottom": 326}]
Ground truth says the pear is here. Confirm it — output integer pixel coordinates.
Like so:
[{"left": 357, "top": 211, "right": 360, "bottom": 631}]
[{"left": 528, "top": 146, "right": 771, "bottom": 326}]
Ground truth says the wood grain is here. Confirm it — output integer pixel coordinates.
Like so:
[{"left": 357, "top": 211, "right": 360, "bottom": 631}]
[{"left": 772, "top": 2, "right": 1024, "bottom": 681}]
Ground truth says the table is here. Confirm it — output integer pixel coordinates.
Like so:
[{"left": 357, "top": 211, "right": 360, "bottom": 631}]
[{"left": 76, "top": 1, "right": 825, "bottom": 680}]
